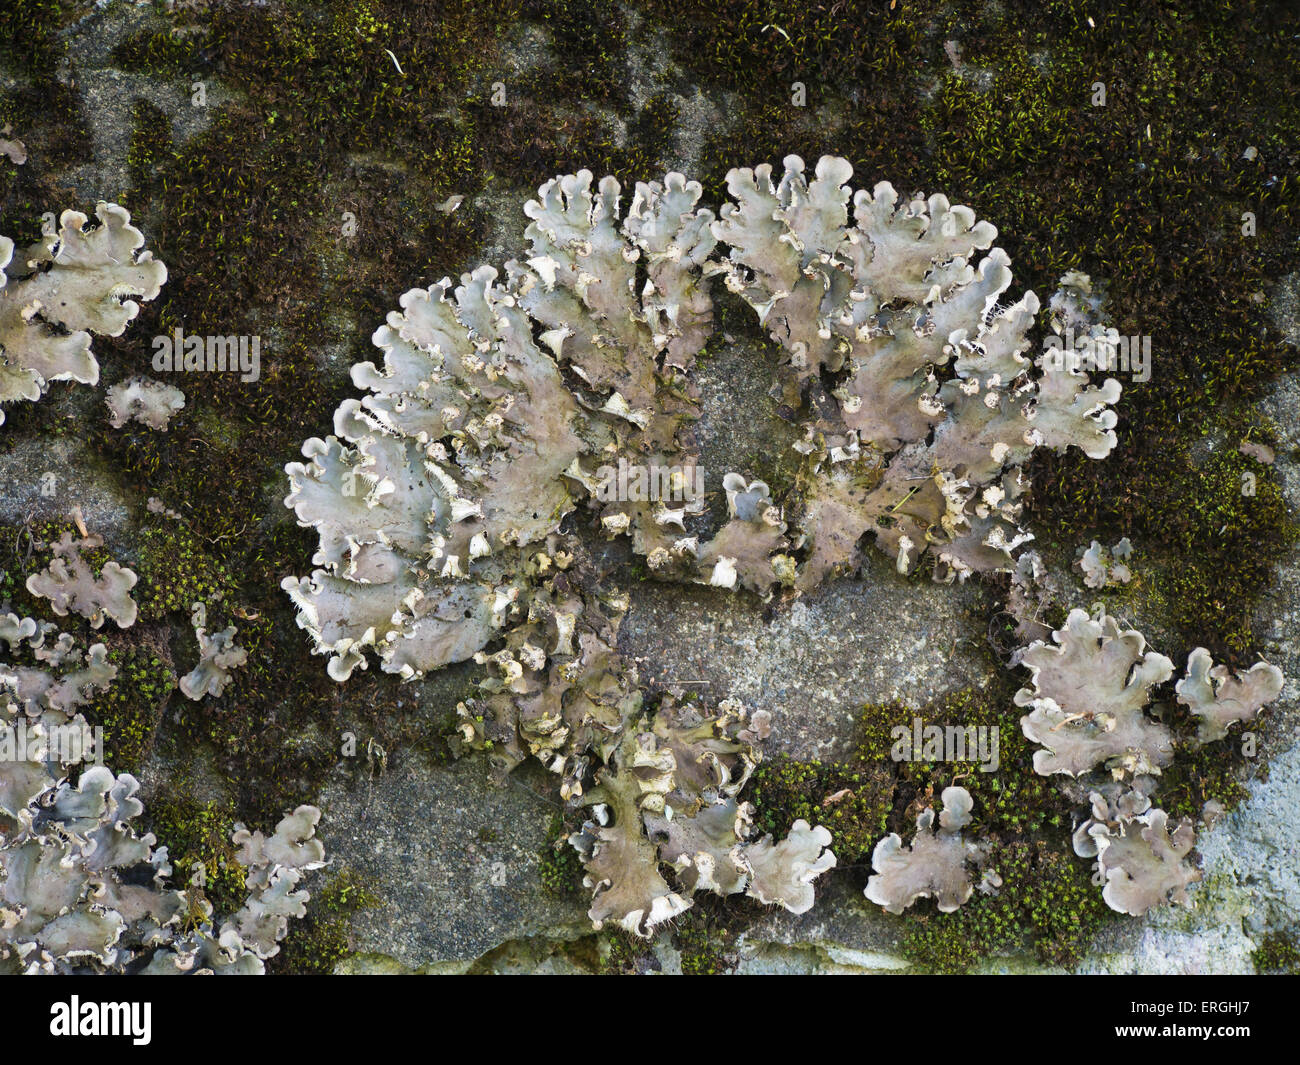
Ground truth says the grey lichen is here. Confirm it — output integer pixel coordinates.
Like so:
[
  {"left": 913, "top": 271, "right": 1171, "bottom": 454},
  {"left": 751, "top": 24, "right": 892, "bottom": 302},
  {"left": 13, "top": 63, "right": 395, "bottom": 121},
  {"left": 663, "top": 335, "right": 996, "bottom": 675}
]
[
  {"left": 283, "top": 158, "right": 1127, "bottom": 933},
  {"left": 178, "top": 623, "right": 247, "bottom": 701},
  {"left": 285, "top": 158, "right": 1123, "bottom": 683},
  {"left": 1, "top": 613, "right": 113, "bottom": 822},
  {"left": 105, "top": 375, "right": 186, "bottom": 430},
  {"left": 0, "top": 126, "right": 25, "bottom": 167},
  {"left": 3, "top": 559, "right": 320, "bottom": 973},
  {"left": 455, "top": 559, "right": 835, "bottom": 937},
  {"left": 0, "top": 203, "right": 166, "bottom": 427},
  {"left": 0, "top": 760, "right": 324, "bottom": 974},
  {"left": 1015, "top": 608, "right": 1283, "bottom": 918},
  {"left": 2, "top": 647, "right": 322, "bottom": 973},
  {"left": 711, "top": 160, "right": 1118, "bottom": 589},
  {"left": 1086, "top": 808, "right": 1203, "bottom": 917},
  {"left": 1016, "top": 607, "right": 1174, "bottom": 779},
  {"left": 744, "top": 820, "right": 837, "bottom": 914},
  {"left": 1076, "top": 537, "right": 1134, "bottom": 589},
  {"left": 864, "top": 786, "right": 988, "bottom": 914},
  {"left": 25, "top": 532, "right": 138, "bottom": 630},
  {"left": 1175, "top": 647, "right": 1284, "bottom": 744}
]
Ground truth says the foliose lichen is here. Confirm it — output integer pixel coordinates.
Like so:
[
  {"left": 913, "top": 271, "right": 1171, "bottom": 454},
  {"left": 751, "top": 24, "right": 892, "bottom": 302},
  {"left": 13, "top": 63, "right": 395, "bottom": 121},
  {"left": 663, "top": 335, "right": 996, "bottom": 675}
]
[{"left": 0, "top": 203, "right": 166, "bottom": 427}]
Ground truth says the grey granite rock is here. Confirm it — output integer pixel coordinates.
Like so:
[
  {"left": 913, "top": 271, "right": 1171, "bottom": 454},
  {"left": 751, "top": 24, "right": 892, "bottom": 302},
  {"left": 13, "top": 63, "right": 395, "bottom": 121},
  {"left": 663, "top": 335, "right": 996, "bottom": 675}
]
[{"left": 316, "top": 753, "right": 589, "bottom": 969}]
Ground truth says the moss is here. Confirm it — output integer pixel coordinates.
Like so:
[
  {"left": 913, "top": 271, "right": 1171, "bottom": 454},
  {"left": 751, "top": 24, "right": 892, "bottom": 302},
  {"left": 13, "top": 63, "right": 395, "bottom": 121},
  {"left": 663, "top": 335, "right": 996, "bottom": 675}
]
[
  {"left": 125, "top": 98, "right": 175, "bottom": 210},
  {"left": 538, "top": 812, "right": 584, "bottom": 898},
  {"left": 855, "top": 681, "right": 1069, "bottom": 840},
  {"left": 519, "top": 0, "right": 629, "bottom": 107},
  {"left": 1158, "top": 732, "right": 1254, "bottom": 822},
  {"left": 1252, "top": 931, "right": 1300, "bottom": 974},
  {"left": 146, "top": 792, "right": 248, "bottom": 920},
  {"left": 641, "top": 0, "right": 921, "bottom": 94},
  {"left": 597, "top": 928, "right": 656, "bottom": 975},
  {"left": 900, "top": 839, "right": 1112, "bottom": 973},
  {"left": 749, "top": 754, "right": 891, "bottom": 864},
  {"left": 270, "top": 868, "right": 379, "bottom": 975},
  {"left": 92, "top": 641, "right": 176, "bottom": 772},
  {"left": 0, "top": 0, "right": 68, "bottom": 74},
  {"left": 674, "top": 905, "right": 738, "bottom": 975},
  {"left": 133, "top": 522, "right": 236, "bottom": 622}
]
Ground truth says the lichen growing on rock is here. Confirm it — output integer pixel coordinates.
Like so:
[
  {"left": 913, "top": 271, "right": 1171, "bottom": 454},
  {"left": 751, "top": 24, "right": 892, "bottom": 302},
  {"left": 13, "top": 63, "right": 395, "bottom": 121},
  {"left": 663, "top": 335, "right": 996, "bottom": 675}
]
[
  {"left": 25, "top": 532, "right": 138, "bottom": 630},
  {"left": 864, "top": 786, "right": 989, "bottom": 915},
  {"left": 1016, "top": 607, "right": 1175, "bottom": 779},
  {"left": 285, "top": 157, "right": 1123, "bottom": 684},
  {"left": 178, "top": 622, "right": 248, "bottom": 701},
  {"left": 1015, "top": 606, "right": 1283, "bottom": 918},
  {"left": 105, "top": 376, "right": 186, "bottom": 431},
  {"left": 455, "top": 556, "right": 835, "bottom": 937},
  {"left": 1076, "top": 537, "right": 1134, "bottom": 589},
  {"left": 282, "top": 156, "right": 1131, "bottom": 937},
  {"left": 711, "top": 159, "right": 1119, "bottom": 588},
  {"left": 0, "top": 758, "right": 324, "bottom": 974},
  {"left": 0, "top": 203, "right": 166, "bottom": 427},
  {"left": 1084, "top": 808, "right": 1202, "bottom": 918},
  {"left": 1, "top": 646, "right": 323, "bottom": 973},
  {"left": 1175, "top": 646, "right": 1285, "bottom": 744},
  {"left": 3, "top": 531, "right": 321, "bottom": 973}
]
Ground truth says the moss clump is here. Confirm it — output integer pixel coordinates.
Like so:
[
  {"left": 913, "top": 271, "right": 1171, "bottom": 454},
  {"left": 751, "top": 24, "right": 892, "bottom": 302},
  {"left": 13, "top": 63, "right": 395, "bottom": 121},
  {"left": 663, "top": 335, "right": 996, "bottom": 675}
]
[
  {"left": 92, "top": 642, "right": 176, "bottom": 772},
  {"left": 125, "top": 97, "right": 175, "bottom": 209},
  {"left": 146, "top": 793, "right": 248, "bottom": 920},
  {"left": 674, "top": 906, "right": 738, "bottom": 975},
  {"left": 749, "top": 755, "right": 891, "bottom": 864},
  {"left": 1252, "top": 932, "right": 1300, "bottom": 974},
  {"left": 597, "top": 928, "right": 657, "bottom": 975},
  {"left": 270, "top": 869, "right": 379, "bottom": 975},
  {"left": 901, "top": 840, "right": 1111, "bottom": 973},
  {"left": 1158, "top": 734, "right": 1254, "bottom": 823},
  {"left": 857, "top": 682, "right": 1070, "bottom": 839},
  {"left": 641, "top": 0, "right": 920, "bottom": 95},
  {"left": 1144, "top": 436, "right": 1297, "bottom": 656},
  {"left": 0, "top": 0, "right": 67, "bottom": 73},
  {"left": 519, "top": 0, "right": 629, "bottom": 107},
  {"left": 538, "top": 813, "right": 584, "bottom": 898},
  {"left": 134, "top": 523, "right": 236, "bottom": 622}
]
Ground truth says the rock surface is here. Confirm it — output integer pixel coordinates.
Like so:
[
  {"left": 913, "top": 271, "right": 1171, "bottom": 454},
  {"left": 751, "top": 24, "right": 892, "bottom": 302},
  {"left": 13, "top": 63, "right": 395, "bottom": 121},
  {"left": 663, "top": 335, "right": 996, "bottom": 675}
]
[{"left": 2, "top": 2, "right": 1297, "bottom": 977}]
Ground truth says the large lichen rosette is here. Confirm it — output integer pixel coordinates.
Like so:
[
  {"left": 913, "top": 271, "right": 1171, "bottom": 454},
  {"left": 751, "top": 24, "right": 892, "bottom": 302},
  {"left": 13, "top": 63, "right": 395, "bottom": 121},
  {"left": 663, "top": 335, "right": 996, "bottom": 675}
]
[
  {"left": 283, "top": 156, "right": 1122, "bottom": 934},
  {"left": 285, "top": 154, "right": 1119, "bottom": 675}
]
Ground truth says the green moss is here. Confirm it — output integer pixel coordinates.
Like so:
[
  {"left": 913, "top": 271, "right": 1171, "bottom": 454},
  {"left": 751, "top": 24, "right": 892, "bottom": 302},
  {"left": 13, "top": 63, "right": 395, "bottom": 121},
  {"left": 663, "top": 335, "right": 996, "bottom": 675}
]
[
  {"left": 134, "top": 523, "right": 236, "bottom": 622},
  {"left": 519, "top": 0, "right": 629, "bottom": 106},
  {"left": 1252, "top": 931, "right": 1300, "bottom": 974},
  {"left": 125, "top": 98, "right": 175, "bottom": 209},
  {"left": 0, "top": 0, "right": 68, "bottom": 73},
  {"left": 146, "top": 793, "right": 248, "bottom": 920},
  {"left": 597, "top": 928, "right": 655, "bottom": 975},
  {"left": 270, "top": 869, "right": 379, "bottom": 975},
  {"left": 674, "top": 906, "right": 738, "bottom": 975},
  {"left": 749, "top": 755, "right": 891, "bottom": 864},
  {"left": 538, "top": 813, "right": 584, "bottom": 897},
  {"left": 92, "top": 643, "right": 176, "bottom": 772},
  {"left": 901, "top": 840, "right": 1112, "bottom": 973}
]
